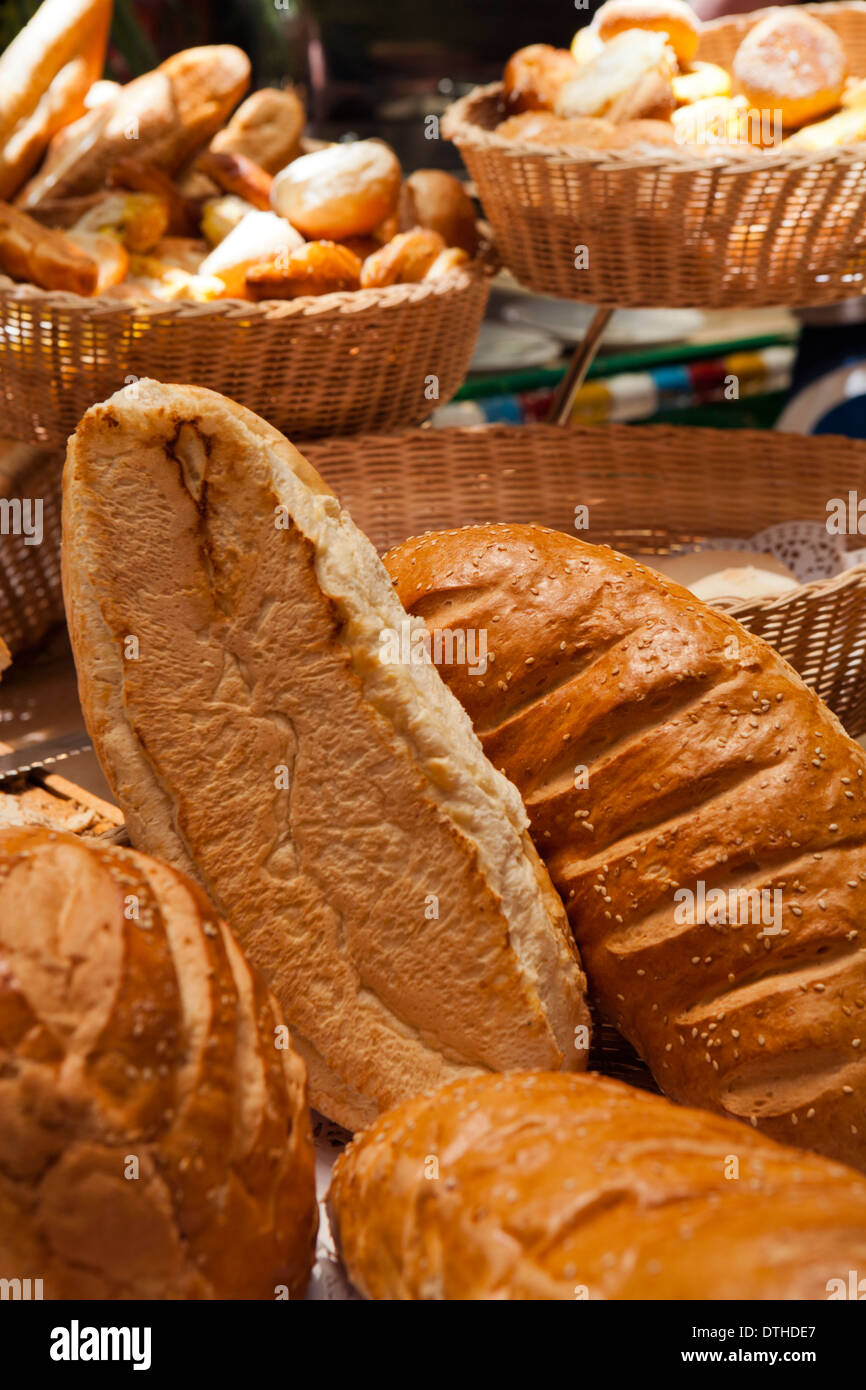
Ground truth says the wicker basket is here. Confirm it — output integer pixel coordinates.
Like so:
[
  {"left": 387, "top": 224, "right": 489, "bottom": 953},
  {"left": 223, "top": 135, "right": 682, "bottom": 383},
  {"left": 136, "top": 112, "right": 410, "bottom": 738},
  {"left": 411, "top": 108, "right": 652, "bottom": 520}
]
[
  {"left": 0, "top": 259, "right": 493, "bottom": 447},
  {"left": 443, "top": 2, "right": 866, "bottom": 308},
  {"left": 304, "top": 422, "right": 866, "bottom": 737},
  {"left": 0, "top": 443, "right": 63, "bottom": 654}
]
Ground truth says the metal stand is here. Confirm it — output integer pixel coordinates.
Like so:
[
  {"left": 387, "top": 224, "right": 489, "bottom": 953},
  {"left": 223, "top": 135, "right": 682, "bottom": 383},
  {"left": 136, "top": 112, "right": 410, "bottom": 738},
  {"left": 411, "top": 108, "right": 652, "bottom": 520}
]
[{"left": 547, "top": 306, "right": 614, "bottom": 425}]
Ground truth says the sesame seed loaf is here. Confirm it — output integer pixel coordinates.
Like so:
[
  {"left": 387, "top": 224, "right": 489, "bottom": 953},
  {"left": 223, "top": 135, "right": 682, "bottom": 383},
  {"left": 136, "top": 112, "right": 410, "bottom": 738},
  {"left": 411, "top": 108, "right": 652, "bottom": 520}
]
[{"left": 386, "top": 523, "right": 866, "bottom": 1170}]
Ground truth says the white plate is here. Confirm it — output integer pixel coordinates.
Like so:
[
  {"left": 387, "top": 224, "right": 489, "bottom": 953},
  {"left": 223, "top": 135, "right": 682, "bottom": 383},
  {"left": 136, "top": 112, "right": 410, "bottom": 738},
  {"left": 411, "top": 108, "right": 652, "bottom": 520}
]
[
  {"left": 470, "top": 320, "right": 562, "bottom": 372},
  {"left": 501, "top": 296, "right": 705, "bottom": 349}
]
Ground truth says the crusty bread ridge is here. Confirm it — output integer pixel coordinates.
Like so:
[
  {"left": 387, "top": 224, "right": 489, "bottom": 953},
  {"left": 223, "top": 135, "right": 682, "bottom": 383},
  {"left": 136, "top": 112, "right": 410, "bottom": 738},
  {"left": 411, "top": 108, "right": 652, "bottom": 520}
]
[
  {"left": 329, "top": 1071, "right": 866, "bottom": 1301},
  {"left": 0, "top": 825, "right": 317, "bottom": 1299},
  {"left": 62, "top": 384, "right": 589, "bottom": 1131},
  {"left": 386, "top": 523, "right": 866, "bottom": 1170}
]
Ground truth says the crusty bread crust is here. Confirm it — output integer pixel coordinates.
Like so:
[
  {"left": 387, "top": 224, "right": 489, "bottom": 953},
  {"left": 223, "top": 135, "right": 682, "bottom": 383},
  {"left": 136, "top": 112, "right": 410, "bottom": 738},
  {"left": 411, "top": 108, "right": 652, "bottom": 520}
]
[
  {"left": 0, "top": 825, "right": 317, "bottom": 1299},
  {"left": 330, "top": 1071, "right": 866, "bottom": 1300},
  {"left": 386, "top": 523, "right": 866, "bottom": 1170},
  {"left": 62, "top": 384, "right": 589, "bottom": 1131}
]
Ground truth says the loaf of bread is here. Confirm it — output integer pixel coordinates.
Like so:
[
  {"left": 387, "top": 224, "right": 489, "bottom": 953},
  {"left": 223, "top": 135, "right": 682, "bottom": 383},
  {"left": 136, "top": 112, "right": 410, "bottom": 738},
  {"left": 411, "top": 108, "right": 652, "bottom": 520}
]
[
  {"left": 386, "top": 524, "right": 866, "bottom": 1170},
  {"left": 0, "top": 0, "right": 111, "bottom": 200},
  {"left": 329, "top": 1071, "right": 866, "bottom": 1300},
  {"left": 62, "top": 385, "right": 589, "bottom": 1132},
  {"left": 0, "top": 825, "right": 317, "bottom": 1299},
  {"left": 18, "top": 46, "right": 251, "bottom": 210}
]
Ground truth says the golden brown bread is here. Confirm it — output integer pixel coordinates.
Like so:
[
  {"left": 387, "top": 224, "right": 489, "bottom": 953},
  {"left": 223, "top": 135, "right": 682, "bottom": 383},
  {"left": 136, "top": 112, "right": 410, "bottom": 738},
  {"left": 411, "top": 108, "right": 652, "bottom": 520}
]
[
  {"left": 594, "top": 0, "right": 701, "bottom": 67},
  {"left": 194, "top": 149, "right": 274, "bottom": 211},
  {"left": 360, "top": 228, "right": 446, "bottom": 287},
  {"left": 385, "top": 524, "right": 866, "bottom": 1171},
  {"left": 398, "top": 170, "right": 479, "bottom": 256},
  {"left": 0, "top": 825, "right": 317, "bottom": 1299},
  {"left": 329, "top": 1070, "right": 866, "bottom": 1300},
  {"left": 271, "top": 139, "right": 402, "bottom": 240},
  {"left": 0, "top": 0, "right": 111, "bottom": 200},
  {"left": 210, "top": 87, "right": 306, "bottom": 175},
  {"left": 503, "top": 44, "right": 581, "bottom": 114},
  {"left": 17, "top": 46, "right": 251, "bottom": 210},
  {"left": 62, "top": 384, "right": 589, "bottom": 1132},
  {"left": 0, "top": 201, "right": 98, "bottom": 294},
  {"left": 245, "top": 240, "right": 362, "bottom": 299},
  {"left": 732, "top": 10, "right": 847, "bottom": 131}
]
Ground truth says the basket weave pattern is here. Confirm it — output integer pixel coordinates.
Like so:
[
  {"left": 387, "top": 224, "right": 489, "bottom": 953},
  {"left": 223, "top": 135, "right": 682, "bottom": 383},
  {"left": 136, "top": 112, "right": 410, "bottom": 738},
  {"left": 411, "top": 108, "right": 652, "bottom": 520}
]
[
  {"left": 443, "top": 3, "right": 866, "bottom": 308},
  {"left": 0, "top": 267, "right": 491, "bottom": 447},
  {"left": 304, "top": 422, "right": 866, "bottom": 737}
]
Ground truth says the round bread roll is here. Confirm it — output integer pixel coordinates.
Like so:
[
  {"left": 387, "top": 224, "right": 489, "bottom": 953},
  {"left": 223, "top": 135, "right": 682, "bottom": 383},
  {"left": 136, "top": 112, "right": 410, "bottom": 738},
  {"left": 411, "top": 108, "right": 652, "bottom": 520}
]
[
  {"left": 398, "top": 169, "right": 479, "bottom": 255},
  {"left": 210, "top": 86, "right": 306, "bottom": 175},
  {"left": 0, "top": 825, "right": 317, "bottom": 1299},
  {"left": 496, "top": 111, "right": 616, "bottom": 148},
  {"left": 246, "top": 239, "right": 362, "bottom": 300},
  {"left": 673, "top": 60, "right": 732, "bottom": 106},
  {"left": 594, "top": 0, "right": 701, "bottom": 66},
  {"left": 502, "top": 44, "right": 581, "bottom": 113},
  {"left": 732, "top": 11, "right": 847, "bottom": 131},
  {"left": 330, "top": 1071, "right": 866, "bottom": 1300},
  {"left": 360, "top": 228, "right": 446, "bottom": 288},
  {"left": 271, "top": 139, "right": 402, "bottom": 240}
]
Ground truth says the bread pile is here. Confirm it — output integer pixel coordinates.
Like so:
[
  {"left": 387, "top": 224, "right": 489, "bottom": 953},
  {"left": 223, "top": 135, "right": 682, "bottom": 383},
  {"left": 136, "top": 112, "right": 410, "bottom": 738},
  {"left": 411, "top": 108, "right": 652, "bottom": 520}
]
[
  {"left": 0, "top": 825, "right": 317, "bottom": 1299},
  {"left": 496, "top": 1, "right": 866, "bottom": 156},
  {"left": 0, "top": 0, "right": 481, "bottom": 301}
]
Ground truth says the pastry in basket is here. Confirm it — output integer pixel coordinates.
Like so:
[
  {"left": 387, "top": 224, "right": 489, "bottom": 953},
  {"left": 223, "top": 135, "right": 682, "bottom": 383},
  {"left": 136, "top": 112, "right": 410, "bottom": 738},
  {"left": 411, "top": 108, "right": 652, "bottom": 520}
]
[
  {"left": 270, "top": 139, "right": 403, "bottom": 239},
  {"left": 386, "top": 523, "right": 866, "bottom": 1172},
  {"left": 70, "top": 190, "right": 170, "bottom": 253},
  {"left": 784, "top": 101, "right": 866, "bottom": 151},
  {"left": 17, "top": 45, "right": 251, "bottom": 209},
  {"left": 672, "top": 60, "right": 731, "bottom": 106},
  {"left": 62, "top": 381, "right": 590, "bottom": 1132},
  {"left": 329, "top": 1071, "right": 866, "bottom": 1301},
  {"left": 554, "top": 31, "right": 677, "bottom": 123},
  {"left": 495, "top": 111, "right": 616, "bottom": 148},
  {"left": 360, "top": 228, "right": 447, "bottom": 288},
  {"left": 108, "top": 156, "right": 201, "bottom": 237},
  {"left": 398, "top": 169, "right": 480, "bottom": 256},
  {"left": 0, "top": 0, "right": 111, "bottom": 200},
  {"left": 592, "top": 0, "right": 701, "bottom": 67},
  {"left": 672, "top": 94, "right": 760, "bottom": 148},
  {"left": 733, "top": 10, "right": 847, "bottom": 131},
  {"left": 195, "top": 148, "right": 273, "bottom": 212},
  {"left": 0, "top": 825, "right": 317, "bottom": 1300},
  {"left": 502, "top": 44, "right": 581, "bottom": 114},
  {"left": 209, "top": 87, "right": 306, "bottom": 175},
  {"left": 245, "top": 239, "right": 362, "bottom": 299},
  {"left": 199, "top": 208, "right": 303, "bottom": 297},
  {"left": 0, "top": 200, "right": 100, "bottom": 294},
  {"left": 200, "top": 193, "right": 258, "bottom": 247}
]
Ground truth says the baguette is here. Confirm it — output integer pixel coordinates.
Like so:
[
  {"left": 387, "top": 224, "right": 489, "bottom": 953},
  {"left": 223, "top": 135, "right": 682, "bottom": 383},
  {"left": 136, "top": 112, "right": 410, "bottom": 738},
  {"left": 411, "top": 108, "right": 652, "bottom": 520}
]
[
  {"left": 62, "top": 383, "right": 590, "bottom": 1132},
  {"left": 0, "top": 825, "right": 317, "bottom": 1299},
  {"left": 0, "top": 0, "right": 111, "bottom": 200},
  {"left": 0, "top": 201, "right": 98, "bottom": 294},
  {"left": 330, "top": 1071, "right": 866, "bottom": 1300},
  {"left": 17, "top": 46, "right": 251, "bottom": 210},
  {"left": 386, "top": 524, "right": 866, "bottom": 1170}
]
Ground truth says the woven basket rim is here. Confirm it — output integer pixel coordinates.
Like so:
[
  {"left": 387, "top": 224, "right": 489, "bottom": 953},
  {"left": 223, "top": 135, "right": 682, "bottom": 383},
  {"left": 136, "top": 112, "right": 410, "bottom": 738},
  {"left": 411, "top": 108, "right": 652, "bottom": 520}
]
[
  {"left": 0, "top": 235, "right": 497, "bottom": 322},
  {"left": 304, "top": 421, "right": 866, "bottom": 616},
  {"left": 443, "top": 2, "right": 866, "bottom": 174}
]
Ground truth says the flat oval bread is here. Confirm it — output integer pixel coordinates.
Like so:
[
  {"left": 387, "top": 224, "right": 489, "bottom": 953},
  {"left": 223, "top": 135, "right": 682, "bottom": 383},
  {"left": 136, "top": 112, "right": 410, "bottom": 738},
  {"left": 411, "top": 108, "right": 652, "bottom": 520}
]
[{"left": 61, "top": 382, "right": 588, "bottom": 1129}]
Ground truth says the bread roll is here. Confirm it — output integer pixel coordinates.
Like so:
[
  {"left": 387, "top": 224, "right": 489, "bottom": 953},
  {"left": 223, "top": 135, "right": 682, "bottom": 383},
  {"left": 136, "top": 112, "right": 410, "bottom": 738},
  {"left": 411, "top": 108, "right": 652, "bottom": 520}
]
[
  {"left": 732, "top": 11, "right": 846, "bottom": 131},
  {"left": 398, "top": 170, "right": 479, "bottom": 256},
  {"left": 195, "top": 149, "right": 273, "bottom": 211},
  {"left": 594, "top": 0, "right": 701, "bottom": 66},
  {"left": 0, "top": 201, "right": 98, "bottom": 294},
  {"left": 495, "top": 111, "right": 616, "bottom": 148},
  {"left": 0, "top": 825, "right": 317, "bottom": 1299},
  {"left": 246, "top": 240, "right": 362, "bottom": 299},
  {"left": 17, "top": 46, "right": 251, "bottom": 210},
  {"left": 554, "top": 30, "right": 676, "bottom": 121},
  {"left": 360, "top": 228, "right": 446, "bottom": 288},
  {"left": 198, "top": 209, "right": 303, "bottom": 297},
  {"left": 0, "top": 0, "right": 111, "bottom": 200},
  {"left": 330, "top": 1071, "right": 866, "bottom": 1300},
  {"left": 651, "top": 549, "right": 799, "bottom": 601},
  {"left": 210, "top": 87, "right": 306, "bottom": 175},
  {"left": 271, "top": 140, "right": 402, "bottom": 240},
  {"left": 784, "top": 103, "right": 866, "bottom": 152},
  {"left": 62, "top": 384, "right": 590, "bottom": 1132},
  {"left": 503, "top": 44, "right": 581, "bottom": 114},
  {"left": 673, "top": 61, "right": 732, "bottom": 106},
  {"left": 385, "top": 524, "right": 866, "bottom": 1171}
]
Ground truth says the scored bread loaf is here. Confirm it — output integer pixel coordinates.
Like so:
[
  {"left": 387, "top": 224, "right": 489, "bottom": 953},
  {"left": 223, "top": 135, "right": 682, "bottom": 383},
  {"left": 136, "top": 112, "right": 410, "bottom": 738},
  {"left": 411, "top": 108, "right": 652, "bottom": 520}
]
[
  {"left": 0, "top": 825, "right": 317, "bottom": 1299},
  {"left": 385, "top": 524, "right": 866, "bottom": 1170},
  {"left": 329, "top": 1070, "right": 866, "bottom": 1300},
  {"left": 62, "top": 385, "right": 589, "bottom": 1132}
]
